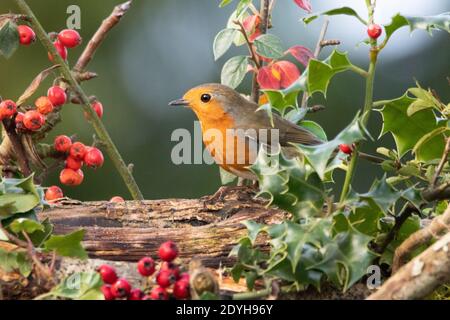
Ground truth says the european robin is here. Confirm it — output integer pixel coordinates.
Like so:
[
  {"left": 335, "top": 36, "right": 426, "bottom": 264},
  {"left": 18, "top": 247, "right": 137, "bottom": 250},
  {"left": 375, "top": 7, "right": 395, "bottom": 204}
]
[{"left": 169, "top": 83, "right": 322, "bottom": 180}]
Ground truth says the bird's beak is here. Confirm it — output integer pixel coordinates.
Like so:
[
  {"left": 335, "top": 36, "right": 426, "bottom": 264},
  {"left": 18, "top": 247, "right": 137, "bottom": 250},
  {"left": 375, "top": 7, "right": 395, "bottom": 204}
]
[{"left": 168, "top": 98, "right": 189, "bottom": 106}]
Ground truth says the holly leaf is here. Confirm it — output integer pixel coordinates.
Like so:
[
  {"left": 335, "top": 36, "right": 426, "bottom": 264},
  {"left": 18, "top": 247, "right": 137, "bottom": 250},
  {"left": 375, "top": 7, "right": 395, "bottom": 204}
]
[
  {"left": 307, "top": 50, "right": 359, "bottom": 97},
  {"left": 299, "top": 120, "right": 328, "bottom": 141},
  {"left": 359, "top": 178, "right": 401, "bottom": 214},
  {"left": 8, "top": 218, "right": 44, "bottom": 234},
  {"left": 219, "top": 0, "right": 234, "bottom": 7},
  {"left": 254, "top": 34, "right": 284, "bottom": 59},
  {"left": 213, "top": 28, "right": 238, "bottom": 61},
  {"left": 0, "top": 20, "right": 19, "bottom": 59},
  {"left": 28, "top": 218, "right": 54, "bottom": 247},
  {"left": 303, "top": 7, "right": 366, "bottom": 25},
  {"left": 296, "top": 115, "right": 365, "bottom": 180},
  {"left": 43, "top": 272, "right": 103, "bottom": 300},
  {"left": 43, "top": 229, "right": 87, "bottom": 259},
  {"left": 311, "top": 229, "right": 377, "bottom": 292},
  {"left": 378, "top": 94, "right": 446, "bottom": 161},
  {"left": 384, "top": 13, "right": 450, "bottom": 44},
  {"left": 0, "top": 248, "right": 32, "bottom": 277},
  {"left": 262, "top": 89, "right": 300, "bottom": 115},
  {"left": 221, "top": 55, "right": 249, "bottom": 89},
  {"left": 251, "top": 149, "right": 326, "bottom": 218},
  {"left": 0, "top": 175, "right": 41, "bottom": 219}
]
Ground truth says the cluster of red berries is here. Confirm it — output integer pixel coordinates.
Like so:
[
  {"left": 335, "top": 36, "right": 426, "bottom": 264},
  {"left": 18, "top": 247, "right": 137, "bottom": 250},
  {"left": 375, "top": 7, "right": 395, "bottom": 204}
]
[
  {"left": 97, "top": 241, "right": 190, "bottom": 300},
  {"left": 49, "top": 29, "right": 82, "bottom": 62},
  {"left": 17, "top": 25, "right": 82, "bottom": 62}
]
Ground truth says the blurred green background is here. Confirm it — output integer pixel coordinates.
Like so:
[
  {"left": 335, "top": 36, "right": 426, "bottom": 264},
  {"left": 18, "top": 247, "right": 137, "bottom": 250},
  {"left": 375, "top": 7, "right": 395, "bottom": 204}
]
[{"left": 0, "top": 0, "right": 449, "bottom": 200}]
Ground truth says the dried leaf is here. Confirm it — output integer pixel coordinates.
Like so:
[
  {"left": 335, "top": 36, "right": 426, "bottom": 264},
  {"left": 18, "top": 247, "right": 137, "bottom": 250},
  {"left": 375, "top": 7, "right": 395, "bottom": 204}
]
[{"left": 16, "top": 65, "right": 61, "bottom": 107}]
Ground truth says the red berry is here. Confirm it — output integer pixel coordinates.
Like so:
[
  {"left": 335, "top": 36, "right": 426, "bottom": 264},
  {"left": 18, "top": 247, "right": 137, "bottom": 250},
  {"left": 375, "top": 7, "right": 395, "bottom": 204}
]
[
  {"left": 137, "top": 257, "right": 156, "bottom": 277},
  {"left": 0, "top": 100, "right": 17, "bottom": 119},
  {"left": 47, "top": 86, "right": 67, "bottom": 107},
  {"left": 59, "top": 168, "right": 84, "bottom": 186},
  {"left": 179, "top": 272, "right": 190, "bottom": 283},
  {"left": 48, "top": 40, "right": 68, "bottom": 62},
  {"left": 128, "top": 288, "right": 144, "bottom": 301},
  {"left": 58, "top": 29, "right": 82, "bottom": 48},
  {"left": 150, "top": 286, "right": 169, "bottom": 300},
  {"left": 85, "top": 101, "right": 104, "bottom": 119},
  {"left": 339, "top": 144, "right": 353, "bottom": 155},
  {"left": 45, "top": 185, "right": 63, "bottom": 203},
  {"left": 97, "top": 264, "right": 118, "bottom": 284},
  {"left": 101, "top": 285, "right": 115, "bottom": 300},
  {"left": 110, "top": 196, "right": 125, "bottom": 203},
  {"left": 84, "top": 147, "right": 104, "bottom": 169},
  {"left": 367, "top": 24, "right": 382, "bottom": 39},
  {"left": 156, "top": 269, "right": 176, "bottom": 288},
  {"left": 35, "top": 96, "right": 54, "bottom": 115},
  {"left": 23, "top": 110, "right": 45, "bottom": 131},
  {"left": 65, "top": 156, "right": 83, "bottom": 170},
  {"left": 160, "top": 261, "right": 180, "bottom": 279},
  {"left": 69, "top": 142, "right": 87, "bottom": 160},
  {"left": 54, "top": 135, "right": 72, "bottom": 153},
  {"left": 18, "top": 25, "right": 36, "bottom": 45},
  {"left": 15, "top": 112, "right": 25, "bottom": 129},
  {"left": 141, "top": 295, "right": 152, "bottom": 300},
  {"left": 158, "top": 241, "right": 179, "bottom": 262},
  {"left": 111, "top": 278, "right": 131, "bottom": 298},
  {"left": 173, "top": 279, "right": 190, "bottom": 299}
]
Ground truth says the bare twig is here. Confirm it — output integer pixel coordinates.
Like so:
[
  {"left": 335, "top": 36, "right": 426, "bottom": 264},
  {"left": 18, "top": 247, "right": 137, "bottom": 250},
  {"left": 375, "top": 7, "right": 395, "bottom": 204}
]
[
  {"left": 74, "top": 0, "right": 132, "bottom": 71},
  {"left": 392, "top": 204, "right": 450, "bottom": 273},
  {"left": 1, "top": 119, "right": 31, "bottom": 177},
  {"left": 320, "top": 39, "right": 341, "bottom": 47},
  {"left": 422, "top": 182, "right": 450, "bottom": 202},
  {"left": 375, "top": 204, "right": 417, "bottom": 254},
  {"left": 0, "top": 225, "right": 28, "bottom": 248},
  {"left": 22, "top": 231, "right": 53, "bottom": 280},
  {"left": 431, "top": 137, "right": 450, "bottom": 186},
  {"left": 233, "top": 20, "right": 261, "bottom": 69},
  {"left": 368, "top": 232, "right": 450, "bottom": 300},
  {"left": 249, "top": 0, "right": 270, "bottom": 103}
]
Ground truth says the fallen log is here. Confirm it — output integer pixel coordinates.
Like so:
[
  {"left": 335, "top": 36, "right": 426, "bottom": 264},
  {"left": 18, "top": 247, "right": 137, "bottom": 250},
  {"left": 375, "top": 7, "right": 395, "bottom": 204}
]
[{"left": 39, "top": 186, "right": 286, "bottom": 267}]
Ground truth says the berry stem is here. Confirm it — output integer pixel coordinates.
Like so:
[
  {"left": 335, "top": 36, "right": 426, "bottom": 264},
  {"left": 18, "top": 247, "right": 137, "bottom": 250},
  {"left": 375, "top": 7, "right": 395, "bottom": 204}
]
[
  {"left": 339, "top": 0, "right": 379, "bottom": 204},
  {"left": 14, "top": 0, "right": 144, "bottom": 200}
]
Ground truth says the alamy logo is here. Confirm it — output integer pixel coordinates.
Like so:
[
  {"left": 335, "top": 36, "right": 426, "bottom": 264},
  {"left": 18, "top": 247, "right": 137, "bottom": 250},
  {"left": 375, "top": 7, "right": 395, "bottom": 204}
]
[{"left": 171, "top": 121, "right": 280, "bottom": 165}]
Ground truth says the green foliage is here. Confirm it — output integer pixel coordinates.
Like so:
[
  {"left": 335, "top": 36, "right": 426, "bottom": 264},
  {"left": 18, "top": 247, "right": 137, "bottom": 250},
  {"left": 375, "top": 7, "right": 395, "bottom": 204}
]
[
  {"left": 44, "top": 229, "right": 88, "bottom": 259},
  {"left": 221, "top": 55, "right": 249, "bottom": 88},
  {"left": 303, "top": 7, "right": 367, "bottom": 25},
  {"left": 39, "top": 272, "right": 103, "bottom": 300},
  {"left": 254, "top": 34, "right": 284, "bottom": 59},
  {"left": 0, "top": 19, "right": 19, "bottom": 59},
  {"left": 213, "top": 28, "right": 238, "bottom": 60},
  {"left": 0, "top": 248, "right": 32, "bottom": 277},
  {"left": 0, "top": 175, "right": 41, "bottom": 219},
  {"left": 306, "top": 50, "right": 362, "bottom": 97},
  {"left": 378, "top": 93, "right": 447, "bottom": 162}
]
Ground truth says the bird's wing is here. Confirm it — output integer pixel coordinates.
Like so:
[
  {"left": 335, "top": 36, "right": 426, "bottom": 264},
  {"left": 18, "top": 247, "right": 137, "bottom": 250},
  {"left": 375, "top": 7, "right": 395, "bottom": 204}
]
[{"left": 233, "top": 105, "right": 323, "bottom": 146}]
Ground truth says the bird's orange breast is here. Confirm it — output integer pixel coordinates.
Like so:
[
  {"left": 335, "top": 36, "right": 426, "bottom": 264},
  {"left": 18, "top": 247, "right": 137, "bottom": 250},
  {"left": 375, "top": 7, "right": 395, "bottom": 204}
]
[{"left": 192, "top": 102, "right": 255, "bottom": 174}]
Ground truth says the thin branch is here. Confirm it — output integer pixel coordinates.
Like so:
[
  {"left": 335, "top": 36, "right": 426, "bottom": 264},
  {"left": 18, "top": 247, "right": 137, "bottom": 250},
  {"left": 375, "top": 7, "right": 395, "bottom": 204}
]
[
  {"left": 375, "top": 204, "right": 417, "bottom": 254},
  {"left": 432, "top": 137, "right": 450, "bottom": 186},
  {"left": 14, "top": 0, "right": 144, "bottom": 200},
  {"left": 392, "top": 203, "right": 450, "bottom": 273},
  {"left": 73, "top": 0, "right": 133, "bottom": 72},
  {"left": 368, "top": 232, "right": 450, "bottom": 300},
  {"left": 1, "top": 119, "right": 32, "bottom": 177},
  {"left": 233, "top": 20, "right": 261, "bottom": 69},
  {"left": 22, "top": 231, "right": 53, "bottom": 280},
  {"left": 422, "top": 182, "right": 450, "bottom": 202}
]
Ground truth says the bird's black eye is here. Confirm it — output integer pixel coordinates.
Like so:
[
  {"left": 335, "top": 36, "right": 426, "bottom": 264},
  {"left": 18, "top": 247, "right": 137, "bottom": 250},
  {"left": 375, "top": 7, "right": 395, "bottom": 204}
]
[{"left": 201, "top": 93, "right": 211, "bottom": 103}]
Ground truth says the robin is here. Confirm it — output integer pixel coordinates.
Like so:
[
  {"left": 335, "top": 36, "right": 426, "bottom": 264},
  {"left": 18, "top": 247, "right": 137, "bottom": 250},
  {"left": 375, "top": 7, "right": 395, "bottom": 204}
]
[
  {"left": 169, "top": 83, "right": 322, "bottom": 181},
  {"left": 169, "top": 83, "right": 323, "bottom": 180}
]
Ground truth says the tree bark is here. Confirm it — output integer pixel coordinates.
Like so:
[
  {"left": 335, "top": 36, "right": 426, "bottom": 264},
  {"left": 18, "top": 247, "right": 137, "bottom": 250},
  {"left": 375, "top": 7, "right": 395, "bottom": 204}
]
[
  {"left": 367, "top": 232, "right": 450, "bottom": 300},
  {"left": 39, "top": 186, "right": 286, "bottom": 267}
]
